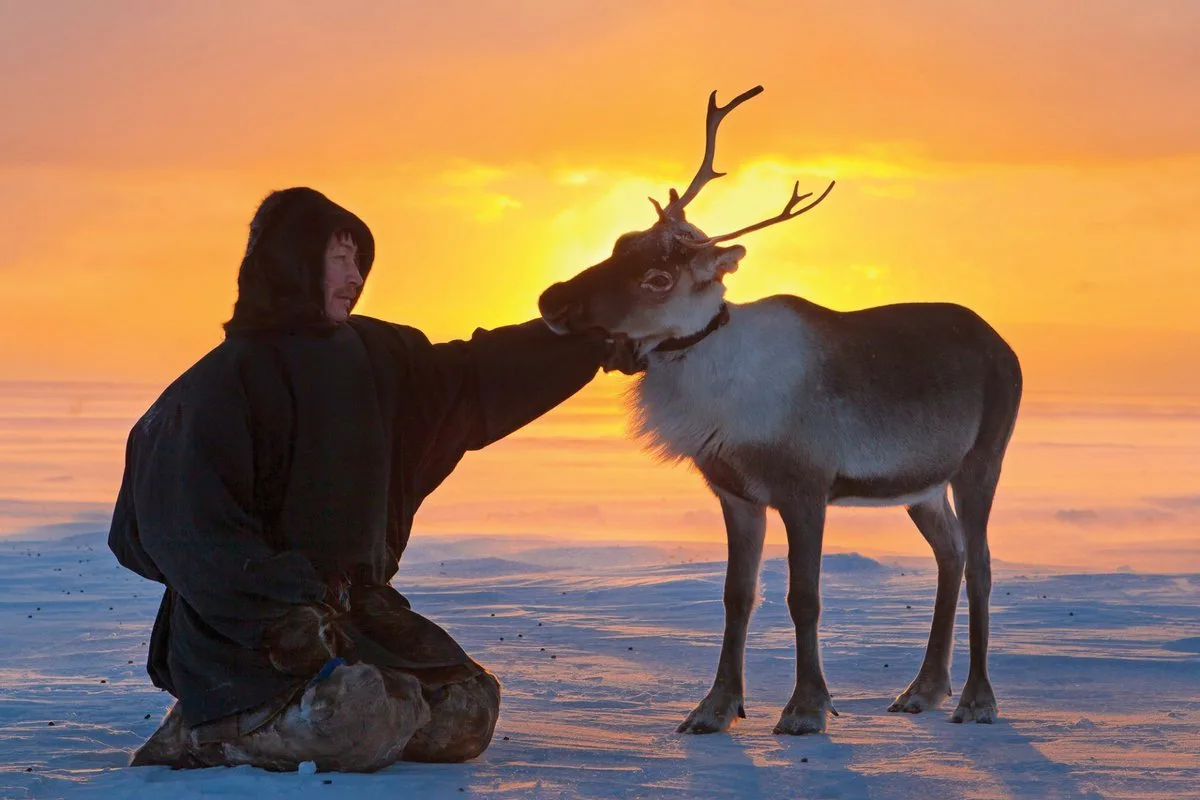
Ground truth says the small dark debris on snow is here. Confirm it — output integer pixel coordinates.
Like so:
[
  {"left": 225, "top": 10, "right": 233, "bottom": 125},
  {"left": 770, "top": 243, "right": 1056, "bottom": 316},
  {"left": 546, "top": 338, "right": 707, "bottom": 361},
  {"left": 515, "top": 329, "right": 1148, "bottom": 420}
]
[
  {"left": 502, "top": 736, "right": 510, "bottom": 741},
  {"left": 490, "top": 613, "right": 495, "bottom": 617},
  {"left": 628, "top": 647, "right": 634, "bottom": 651},
  {"left": 906, "top": 605, "right": 912, "bottom": 609},
  {"left": 517, "top": 634, "right": 522, "bottom": 638},
  {"left": 1069, "top": 611, "right": 1075, "bottom": 616},
  {"left": 550, "top": 655, "right": 557, "bottom": 659},
  {"left": 499, "top": 637, "right": 504, "bottom": 641},
  {"left": 884, "top": 664, "right": 889, "bottom": 668},
  {"left": 538, "top": 623, "right": 542, "bottom": 627},
  {"left": 323, "top": 779, "right": 333, "bottom": 785},
  {"left": 540, "top": 648, "right": 545, "bottom": 651},
  {"left": 47, "top": 721, "right": 55, "bottom": 726},
  {"left": 801, "top": 757, "right": 808, "bottom": 763},
  {"left": 100, "top": 679, "right": 107, "bottom": 683},
  {"left": 145, "top": 714, "right": 152, "bottom": 719}
]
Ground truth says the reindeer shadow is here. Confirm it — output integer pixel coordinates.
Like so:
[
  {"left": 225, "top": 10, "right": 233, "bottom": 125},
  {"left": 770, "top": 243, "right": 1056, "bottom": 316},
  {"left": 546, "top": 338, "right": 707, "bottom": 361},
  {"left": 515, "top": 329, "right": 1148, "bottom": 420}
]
[
  {"left": 835, "top": 696, "right": 1098, "bottom": 799},
  {"left": 670, "top": 695, "right": 1098, "bottom": 800},
  {"left": 676, "top": 722, "right": 868, "bottom": 800}
]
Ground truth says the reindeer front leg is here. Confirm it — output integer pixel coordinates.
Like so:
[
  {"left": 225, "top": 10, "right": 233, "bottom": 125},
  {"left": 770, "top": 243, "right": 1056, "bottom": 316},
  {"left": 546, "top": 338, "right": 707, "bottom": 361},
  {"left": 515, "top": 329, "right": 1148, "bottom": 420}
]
[
  {"left": 774, "top": 495, "right": 835, "bottom": 735},
  {"left": 678, "top": 490, "right": 767, "bottom": 734}
]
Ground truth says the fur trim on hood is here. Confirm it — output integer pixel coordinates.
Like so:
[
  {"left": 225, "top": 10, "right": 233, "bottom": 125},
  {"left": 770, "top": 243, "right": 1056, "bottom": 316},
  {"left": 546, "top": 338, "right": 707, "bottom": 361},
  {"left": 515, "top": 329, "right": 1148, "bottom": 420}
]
[{"left": 224, "top": 187, "right": 376, "bottom": 336}]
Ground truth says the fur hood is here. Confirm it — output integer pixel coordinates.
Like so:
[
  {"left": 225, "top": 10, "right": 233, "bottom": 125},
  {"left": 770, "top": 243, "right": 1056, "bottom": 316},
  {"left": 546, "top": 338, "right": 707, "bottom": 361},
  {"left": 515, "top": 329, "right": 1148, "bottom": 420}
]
[{"left": 224, "top": 187, "right": 376, "bottom": 336}]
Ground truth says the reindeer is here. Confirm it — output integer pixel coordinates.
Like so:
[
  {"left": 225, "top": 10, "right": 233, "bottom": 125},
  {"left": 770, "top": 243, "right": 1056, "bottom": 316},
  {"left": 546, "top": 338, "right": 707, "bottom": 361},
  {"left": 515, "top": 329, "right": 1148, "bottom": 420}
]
[{"left": 537, "top": 86, "right": 1022, "bottom": 735}]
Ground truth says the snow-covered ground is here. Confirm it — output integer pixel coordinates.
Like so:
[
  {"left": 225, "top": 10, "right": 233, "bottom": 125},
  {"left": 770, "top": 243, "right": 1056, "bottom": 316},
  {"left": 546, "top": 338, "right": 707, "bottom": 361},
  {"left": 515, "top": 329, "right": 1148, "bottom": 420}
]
[{"left": 0, "top": 532, "right": 1196, "bottom": 799}]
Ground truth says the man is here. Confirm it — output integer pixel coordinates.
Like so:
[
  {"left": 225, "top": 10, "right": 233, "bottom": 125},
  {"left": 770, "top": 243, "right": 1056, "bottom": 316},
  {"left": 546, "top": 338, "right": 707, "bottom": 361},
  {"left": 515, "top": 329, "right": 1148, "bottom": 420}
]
[{"left": 108, "top": 187, "right": 640, "bottom": 772}]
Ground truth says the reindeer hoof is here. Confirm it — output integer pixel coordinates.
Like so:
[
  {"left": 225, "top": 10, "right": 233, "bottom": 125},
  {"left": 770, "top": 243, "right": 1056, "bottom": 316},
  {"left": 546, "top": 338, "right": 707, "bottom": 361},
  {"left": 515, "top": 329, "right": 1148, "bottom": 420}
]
[
  {"left": 950, "top": 677, "right": 997, "bottom": 723},
  {"left": 677, "top": 690, "right": 745, "bottom": 734},
  {"left": 951, "top": 702, "right": 997, "bottom": 724},
  {"left": 772, "top": 700, "right": 833, "bottom": 735},
  {"left": 888, "top": 675, "right": 952, "bottom": 714}
]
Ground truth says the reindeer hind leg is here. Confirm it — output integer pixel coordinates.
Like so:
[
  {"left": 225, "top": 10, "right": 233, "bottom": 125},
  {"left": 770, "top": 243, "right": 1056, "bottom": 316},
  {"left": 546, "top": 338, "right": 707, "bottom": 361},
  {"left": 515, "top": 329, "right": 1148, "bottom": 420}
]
[
  {"left": 889, "top": 489, "right": 963, "bottom": 713},
  {"left": 948, "top": 448, "right": 1005, "bottom": 724}
]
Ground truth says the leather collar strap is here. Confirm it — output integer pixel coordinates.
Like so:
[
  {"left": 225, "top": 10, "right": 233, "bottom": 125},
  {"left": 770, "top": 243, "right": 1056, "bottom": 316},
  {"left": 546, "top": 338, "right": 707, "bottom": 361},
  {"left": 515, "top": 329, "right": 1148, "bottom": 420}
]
[{"left": 653, "top": 304, "right": 730, "bottom": 353}]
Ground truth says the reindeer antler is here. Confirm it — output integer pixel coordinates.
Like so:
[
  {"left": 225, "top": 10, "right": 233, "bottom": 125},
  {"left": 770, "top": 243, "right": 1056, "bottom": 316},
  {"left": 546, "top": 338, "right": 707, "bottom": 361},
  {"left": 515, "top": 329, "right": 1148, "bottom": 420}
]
[
  {"left": 652, "top": 86, "right": 765, "bottom": 221},
  {"left": 687, "top": 180, "right": 837, "bottom": 245}
]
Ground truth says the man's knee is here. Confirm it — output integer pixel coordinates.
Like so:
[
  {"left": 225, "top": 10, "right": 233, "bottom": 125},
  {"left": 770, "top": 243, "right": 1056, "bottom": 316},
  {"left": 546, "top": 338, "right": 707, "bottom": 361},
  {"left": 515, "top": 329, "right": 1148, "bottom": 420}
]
[
  {"left": 260, "top": 663, "right": 430, "bottom": 772},
  {"left": 402, "top": 670, "right": 501, "bottom": 763}
]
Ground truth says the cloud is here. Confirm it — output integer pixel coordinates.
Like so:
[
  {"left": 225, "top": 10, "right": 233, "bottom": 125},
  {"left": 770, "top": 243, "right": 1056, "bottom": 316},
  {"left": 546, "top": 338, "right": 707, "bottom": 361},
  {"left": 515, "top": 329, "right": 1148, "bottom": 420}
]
[
  {"left": 1093, "top": 540, "right": 1200, "bottom": 564},
  {"left": 1053, "top": 507, "right": 1177, "bottom": 527},
  {"left": 419, "top": 502, "right": 607, "bottom": 529},
  {"left": 1146, "top": 495, "right": 1200, "bottom": 510}
]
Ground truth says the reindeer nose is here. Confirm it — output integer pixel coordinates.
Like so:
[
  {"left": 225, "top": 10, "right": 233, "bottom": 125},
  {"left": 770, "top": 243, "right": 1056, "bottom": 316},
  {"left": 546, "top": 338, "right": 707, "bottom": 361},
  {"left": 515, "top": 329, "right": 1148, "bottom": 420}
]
[{"left": 538, "top": 283, "right": 583, "bottom": 331}]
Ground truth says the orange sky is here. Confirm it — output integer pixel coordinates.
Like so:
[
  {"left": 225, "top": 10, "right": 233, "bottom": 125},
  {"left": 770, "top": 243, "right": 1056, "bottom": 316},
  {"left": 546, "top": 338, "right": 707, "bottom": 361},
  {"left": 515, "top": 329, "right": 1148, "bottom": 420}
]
[
  {"left": 1, "top": 2, "right": 1199, "bottom": 568},
  {"left": 1, "top": 1, "right": 1197, "bottom": 394}
]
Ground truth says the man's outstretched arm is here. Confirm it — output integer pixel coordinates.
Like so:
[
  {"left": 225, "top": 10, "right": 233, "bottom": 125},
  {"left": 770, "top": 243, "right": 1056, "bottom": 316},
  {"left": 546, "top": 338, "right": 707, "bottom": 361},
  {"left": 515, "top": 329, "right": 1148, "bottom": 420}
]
[{"left": 355, "top": 316, "right": 637, "bottom": 501}]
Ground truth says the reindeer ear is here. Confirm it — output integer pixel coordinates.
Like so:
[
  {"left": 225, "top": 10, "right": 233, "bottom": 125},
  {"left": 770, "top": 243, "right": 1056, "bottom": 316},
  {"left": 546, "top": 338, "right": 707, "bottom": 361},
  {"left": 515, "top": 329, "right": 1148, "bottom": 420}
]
[
  {"left": 687, "top": 244, "right": 745, "bottom": 283},
  {"left": 648, "top": 196, "right": 667, "bottom": 221},
  {"left": 666, "top": 188, "right": 687, "bottom": 221}
]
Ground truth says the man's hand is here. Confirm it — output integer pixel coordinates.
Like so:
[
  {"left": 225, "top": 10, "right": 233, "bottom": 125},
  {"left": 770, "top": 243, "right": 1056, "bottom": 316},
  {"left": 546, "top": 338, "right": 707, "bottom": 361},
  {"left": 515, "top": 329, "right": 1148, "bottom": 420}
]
[
  {"left": 601, "top": 334, "right": 647, "bottom": 375},
  {"left": 263, "top": 603, "right": 354, "bottom": 677}
]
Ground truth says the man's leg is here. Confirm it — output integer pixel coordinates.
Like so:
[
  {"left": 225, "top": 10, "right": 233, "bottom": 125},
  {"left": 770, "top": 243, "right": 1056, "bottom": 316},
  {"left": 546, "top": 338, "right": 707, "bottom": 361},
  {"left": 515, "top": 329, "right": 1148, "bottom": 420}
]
[{"left": 348, "top": 583, "right": 502, "bottom": 763}]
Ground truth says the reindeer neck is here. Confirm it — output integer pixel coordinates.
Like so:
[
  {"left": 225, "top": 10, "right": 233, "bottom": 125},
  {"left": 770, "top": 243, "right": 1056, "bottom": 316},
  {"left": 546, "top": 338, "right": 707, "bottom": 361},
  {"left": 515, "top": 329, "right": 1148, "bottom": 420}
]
[
  {"left": 632, "top": 300, "right": 804, "bottom": 463},
  {"left": 652, "top": 304, "right": 731, "bottom": 353}
]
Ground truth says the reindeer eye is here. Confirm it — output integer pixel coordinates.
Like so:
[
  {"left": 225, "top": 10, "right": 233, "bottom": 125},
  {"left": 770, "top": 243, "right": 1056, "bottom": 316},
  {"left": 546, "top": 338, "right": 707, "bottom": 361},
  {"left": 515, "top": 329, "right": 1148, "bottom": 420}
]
[{"left": 640, "top": 270, "right": 674, "bottom": 292}]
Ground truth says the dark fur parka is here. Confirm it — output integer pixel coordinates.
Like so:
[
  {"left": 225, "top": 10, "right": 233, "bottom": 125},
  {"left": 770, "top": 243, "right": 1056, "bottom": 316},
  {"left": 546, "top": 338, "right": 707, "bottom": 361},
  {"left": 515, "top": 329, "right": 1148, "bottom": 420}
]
[{"left": 110, "top": 188, "right": 608, "bottom": 726}]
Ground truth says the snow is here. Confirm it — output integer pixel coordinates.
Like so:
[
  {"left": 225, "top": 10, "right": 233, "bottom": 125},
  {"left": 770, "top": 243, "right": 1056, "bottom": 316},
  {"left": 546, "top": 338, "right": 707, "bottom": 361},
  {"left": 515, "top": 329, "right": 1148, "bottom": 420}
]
[{"left": 1, "top": 532, "right": 1197, "bottom": 799}]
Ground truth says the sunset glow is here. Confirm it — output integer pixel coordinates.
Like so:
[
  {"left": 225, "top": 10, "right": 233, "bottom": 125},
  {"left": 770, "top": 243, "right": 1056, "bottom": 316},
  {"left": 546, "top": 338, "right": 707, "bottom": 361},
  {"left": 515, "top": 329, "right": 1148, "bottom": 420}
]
[{"left": 2, "top": 1, "right": 1198, "bottom": 570}]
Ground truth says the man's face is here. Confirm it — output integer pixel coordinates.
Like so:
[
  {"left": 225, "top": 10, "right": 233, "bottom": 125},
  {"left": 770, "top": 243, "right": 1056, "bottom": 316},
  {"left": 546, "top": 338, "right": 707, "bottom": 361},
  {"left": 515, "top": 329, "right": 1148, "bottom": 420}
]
[{"left": 323, "top": 230, "right": 363, "bottom": 324}]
